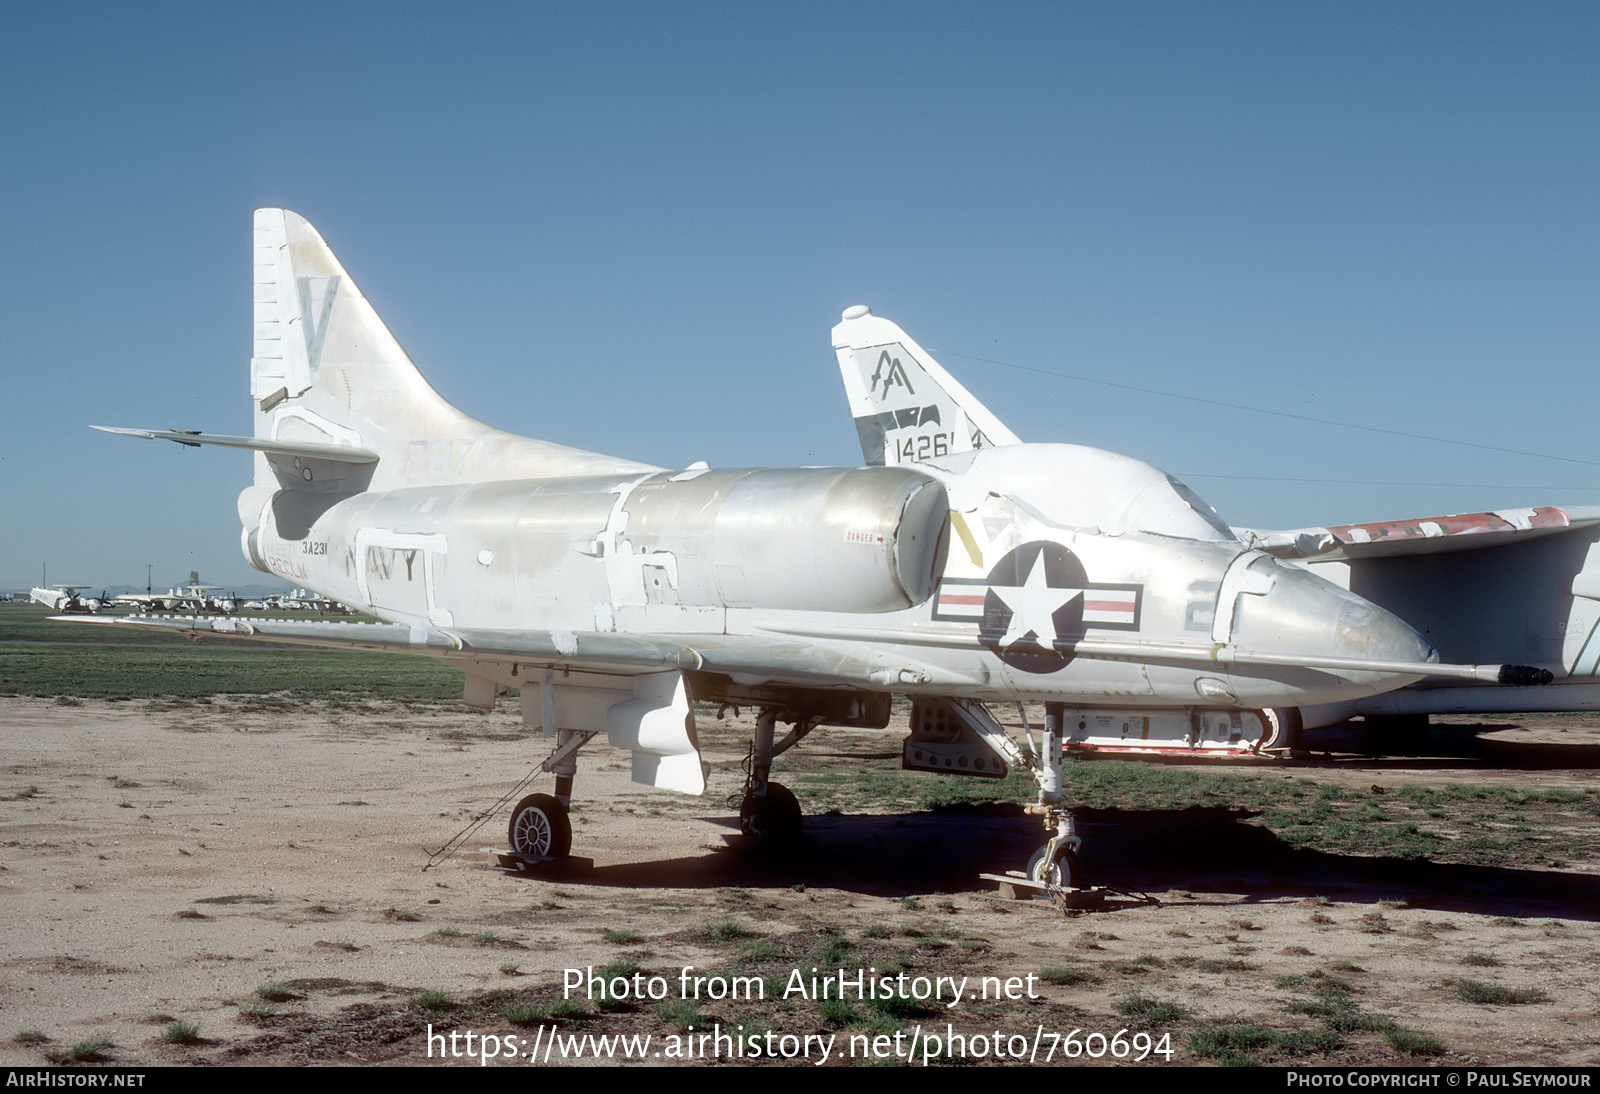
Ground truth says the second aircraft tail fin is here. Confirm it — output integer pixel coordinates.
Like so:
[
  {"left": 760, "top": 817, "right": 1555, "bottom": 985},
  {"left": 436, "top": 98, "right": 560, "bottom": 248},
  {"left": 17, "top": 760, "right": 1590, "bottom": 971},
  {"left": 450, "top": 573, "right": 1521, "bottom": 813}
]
[{"left": 831, "top": 305, "right": 1021, "bottom": 467}]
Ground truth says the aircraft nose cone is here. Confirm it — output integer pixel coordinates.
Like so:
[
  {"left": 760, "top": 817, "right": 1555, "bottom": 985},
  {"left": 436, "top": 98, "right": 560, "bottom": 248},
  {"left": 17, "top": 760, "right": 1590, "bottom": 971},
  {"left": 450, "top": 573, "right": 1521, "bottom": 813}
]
[{"left": 1229, "top": 556, "right": 1434, "bottom": 674}]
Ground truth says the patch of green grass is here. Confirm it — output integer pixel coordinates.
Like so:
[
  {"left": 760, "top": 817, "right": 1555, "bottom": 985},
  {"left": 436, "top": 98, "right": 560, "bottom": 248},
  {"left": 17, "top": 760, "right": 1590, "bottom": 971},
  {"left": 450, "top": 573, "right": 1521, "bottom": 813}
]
[
  {"left": 590, "top": 958, "right": 641, "bottom": 1007},
  {"left": 505, "top": 1002, "right": 548, "bottom": 1025},
  {"left": 0, "top": 603, "right": 463, "bottom": 699},
  {"left": 1451, "top": 979, "right": 1550, "bottom": 1005},
  {"left": 819, "top": 998, "right": 860, "bottom": 1028},
  {"left": 255, "top": 982, "right": 298, "bottom": 1003},
  {"left": 814, "top": 933, "right": 854, "bottom": 965},
  {"left": 740, "top": 938, "right": 778, "bottom": 960},
  {"left": 1385, "top": 1029, "right": 1447, "bottom": 1057},
  {"left": 161, "top": 1020, "right": 201, "bottom": 1045},
  {"left": 412, "top": 989, "right": 457, "bottom": 1014},
  {"left": 712, "top": 918, "right": 755, "bottom": 941},
  {"left": 1037, "top": 966, "right": 1099, "bottom": 986},
  {"left": 1115, "top": 993, "right": 1192, "bottom": 1024},
  {"left": 602, "top": 928, "right": 643, "bottom": 944},
  {"left": 1190, "top": 1025, "right": 1341, "bottom": 1064},
  {"left": 656, "top": 1000, "right": 707, "bottom": 1031},
  {"left": 870, "top": 991, "right": 936, "bottom": 1020},
  {"left": 45, "top": 1039, "right": 111, "bottom": 1065}
]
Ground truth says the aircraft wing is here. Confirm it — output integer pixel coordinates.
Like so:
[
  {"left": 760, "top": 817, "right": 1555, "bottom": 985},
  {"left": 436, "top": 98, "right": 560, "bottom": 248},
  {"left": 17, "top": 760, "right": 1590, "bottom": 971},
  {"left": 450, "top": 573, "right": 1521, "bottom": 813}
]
[
  {"left": 1234, "top": 505, "right": 1600, "bottom": 562},
  {"left": 52, "top": 615, "right": 956, "bottom": 691}
]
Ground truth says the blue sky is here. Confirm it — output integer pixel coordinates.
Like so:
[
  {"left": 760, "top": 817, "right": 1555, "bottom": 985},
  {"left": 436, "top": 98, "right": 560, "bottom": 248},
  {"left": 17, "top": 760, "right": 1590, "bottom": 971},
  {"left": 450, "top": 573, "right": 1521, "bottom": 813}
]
[{"left": 3, "top": 2, "right": 1596, "bottom": 591}]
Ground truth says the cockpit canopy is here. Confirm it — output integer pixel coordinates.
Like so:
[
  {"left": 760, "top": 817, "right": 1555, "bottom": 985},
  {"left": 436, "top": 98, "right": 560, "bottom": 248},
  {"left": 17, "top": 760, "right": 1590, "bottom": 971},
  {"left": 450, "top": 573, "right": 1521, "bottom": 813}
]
[{"left": 925, "top": 443, "right": 1235, "bottom": 542}]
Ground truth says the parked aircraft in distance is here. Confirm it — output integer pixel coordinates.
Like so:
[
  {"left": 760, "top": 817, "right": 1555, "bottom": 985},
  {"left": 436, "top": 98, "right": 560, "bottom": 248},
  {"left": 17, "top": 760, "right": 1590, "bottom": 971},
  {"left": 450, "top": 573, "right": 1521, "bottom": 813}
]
[
  {"left": 835, "top": 309, "right": 1587, "bottom": 741},
  {"left": 273, "top": 588, "right": 353, "bottom": 613},
  {"left": 116, "top": 577, "right": 239, "bottom": 615},
  {"left": 30, "top": 586, "right": 105, "bottom": 614},
  {"left": 79, "top": 211, "right": 1547, "bottom": 886}
]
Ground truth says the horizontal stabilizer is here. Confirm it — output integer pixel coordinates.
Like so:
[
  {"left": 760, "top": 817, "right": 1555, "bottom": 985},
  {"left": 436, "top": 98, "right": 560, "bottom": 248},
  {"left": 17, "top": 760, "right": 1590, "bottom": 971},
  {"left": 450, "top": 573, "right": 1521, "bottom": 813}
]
[
  {"left": 93, "top": 426, "right": 379, "bottom": 463},
  {"left": 94, "top": 425, "right": 380, "bottom": 493}
]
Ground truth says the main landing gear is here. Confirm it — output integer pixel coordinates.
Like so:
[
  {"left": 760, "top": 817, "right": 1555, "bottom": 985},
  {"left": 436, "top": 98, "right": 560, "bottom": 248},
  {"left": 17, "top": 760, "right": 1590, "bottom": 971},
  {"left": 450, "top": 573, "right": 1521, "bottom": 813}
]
[
  {"left": 739, "top": 708, "right": 818, "bottom": 844},
  {"left": 506, "top": 728, "right": 594, "bottom": 864},
  {"left": 508, "top": 793, "right": 571, "bottom": 861}
]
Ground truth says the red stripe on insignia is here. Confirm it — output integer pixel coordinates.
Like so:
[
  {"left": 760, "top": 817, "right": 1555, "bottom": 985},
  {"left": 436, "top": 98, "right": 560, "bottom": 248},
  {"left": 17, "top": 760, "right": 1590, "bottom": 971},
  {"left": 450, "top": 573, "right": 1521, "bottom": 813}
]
[{"left": 939, "top": 593, "right": 986, "bottom": 606}]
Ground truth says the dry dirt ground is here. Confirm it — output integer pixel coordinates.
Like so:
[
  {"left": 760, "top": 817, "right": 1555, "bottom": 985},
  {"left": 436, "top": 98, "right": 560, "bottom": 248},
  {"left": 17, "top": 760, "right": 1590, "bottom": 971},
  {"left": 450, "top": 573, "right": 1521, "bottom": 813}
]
[{"left": 1, "top": 696, "right": 1597, "bottom": 1068}]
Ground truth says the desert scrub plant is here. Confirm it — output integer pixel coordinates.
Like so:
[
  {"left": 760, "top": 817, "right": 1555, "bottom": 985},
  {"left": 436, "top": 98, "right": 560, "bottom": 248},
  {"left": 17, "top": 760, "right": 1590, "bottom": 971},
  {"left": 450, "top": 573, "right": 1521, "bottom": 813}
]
[
  {"left": 819, "top": 998, "right": 860, "bottom": 1028},
  {"left": 1450, "top": 978, "right": 1550, "bottom": 1005},
  {"left": 255, "top": 982, "right": 299, "bottom": 1003},
  {"left": 412, "top": 989, "right": 457, "bottom": 1014},
  {"left": 1115, "top": 993, "right": 1192, "bottom": 1024},
  {"left": 656, "top": 1000, "right": 708, "bottom": 1032},
  {"left": 161, "top": 1020, "right": 201, "bottom": 1045},
  {"left": 1385, "top": 1029, "right": 1447, "bottom": 1057},
  {"left": 505, "top": 1001, "right": 549, "bottom": 1025},
  {"left": 1189, "top": 1025, "right": 1341, "bottom": 1065},
  {"left": 45, "top": 1039, "right": 111, "bottom": 1065},
  {"left": 740, "top": 938, "right": 778, "bottom": 960},
  {"left": 548, "top": 999, "right": 589, "bottom": 1023},
  {"left": 602, "top": 928, "right": 642, "bottom": 944},
  {"left": 712, "top": 918, "right": 754, "bottom": 941}
]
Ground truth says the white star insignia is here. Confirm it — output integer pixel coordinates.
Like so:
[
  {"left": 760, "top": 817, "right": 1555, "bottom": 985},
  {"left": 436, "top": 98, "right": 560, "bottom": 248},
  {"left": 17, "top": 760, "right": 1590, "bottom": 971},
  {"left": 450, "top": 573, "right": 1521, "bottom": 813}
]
[{"left": 991, "top": 554, "right": 1080, "bottom": 649}]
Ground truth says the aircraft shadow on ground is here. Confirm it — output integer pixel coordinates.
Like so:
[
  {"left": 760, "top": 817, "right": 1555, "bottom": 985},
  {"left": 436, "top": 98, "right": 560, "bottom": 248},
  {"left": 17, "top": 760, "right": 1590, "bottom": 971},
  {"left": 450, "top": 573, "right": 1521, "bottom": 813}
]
[{"left": 508, "top": 803, "right": 1599, "bottom": 918}]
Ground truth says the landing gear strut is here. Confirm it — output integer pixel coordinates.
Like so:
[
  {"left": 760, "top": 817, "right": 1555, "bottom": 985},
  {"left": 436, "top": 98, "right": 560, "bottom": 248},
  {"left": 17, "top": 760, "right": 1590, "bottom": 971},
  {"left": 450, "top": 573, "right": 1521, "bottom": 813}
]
[
  {"left": 740, "top": 709, "right": 816, "bottom": 842},
  {"left": 506, "top": 728, "right": 594, "bottom": 863},
  {"left": 1026, "top": 702, "right": 1084, "bottom": 888}
]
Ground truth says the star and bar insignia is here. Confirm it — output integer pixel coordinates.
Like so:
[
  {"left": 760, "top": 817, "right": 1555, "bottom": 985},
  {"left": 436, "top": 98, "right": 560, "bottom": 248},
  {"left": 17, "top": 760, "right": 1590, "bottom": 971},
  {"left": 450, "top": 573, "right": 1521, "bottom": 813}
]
[{"left": 932, "top": 541, "right": 1142, "bottom": 674}]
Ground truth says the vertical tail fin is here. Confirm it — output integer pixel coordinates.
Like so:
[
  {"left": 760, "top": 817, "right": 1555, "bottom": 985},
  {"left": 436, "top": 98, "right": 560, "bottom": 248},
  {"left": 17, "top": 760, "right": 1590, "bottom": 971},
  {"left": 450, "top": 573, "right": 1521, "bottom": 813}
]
[
  {"left": 249, "top": 209, "right": 656, "bottom": 491},
  {"left": 831, "top": 305, "right": 1021, "bottom": 467}
]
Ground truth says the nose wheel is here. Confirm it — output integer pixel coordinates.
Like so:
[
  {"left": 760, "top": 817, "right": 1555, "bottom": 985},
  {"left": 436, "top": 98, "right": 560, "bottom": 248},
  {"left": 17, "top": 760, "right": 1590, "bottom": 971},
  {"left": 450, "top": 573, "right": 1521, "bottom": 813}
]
[{"left": 1027, "top": 839, "right": 1080, "bottom": 888}]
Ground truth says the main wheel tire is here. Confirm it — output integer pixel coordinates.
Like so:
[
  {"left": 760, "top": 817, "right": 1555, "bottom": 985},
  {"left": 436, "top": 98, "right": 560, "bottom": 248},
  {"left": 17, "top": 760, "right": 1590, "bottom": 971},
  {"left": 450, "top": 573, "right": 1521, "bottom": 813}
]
[
  {"left": 508, "top": 793, "right": 571, "bottom": 861},
  {"left": 1257, "top": 707, "right": 1303, "bottom": 752},
  {"left": 739, "top": 782, "right": 802, "bottom": 841},
  {"left": 1026, "top": 844, "right": 1079, "bottom": 888}
]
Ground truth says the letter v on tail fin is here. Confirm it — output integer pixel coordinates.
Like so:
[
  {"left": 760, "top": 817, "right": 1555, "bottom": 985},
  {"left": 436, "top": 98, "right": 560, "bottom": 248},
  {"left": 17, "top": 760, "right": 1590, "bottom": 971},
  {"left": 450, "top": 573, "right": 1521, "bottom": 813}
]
[
  {"left": 99, "top": 210, "right": 657, "bottom": 495},
  {"left": 831, "top": 305, "right": 1020, "bottom": 467}
]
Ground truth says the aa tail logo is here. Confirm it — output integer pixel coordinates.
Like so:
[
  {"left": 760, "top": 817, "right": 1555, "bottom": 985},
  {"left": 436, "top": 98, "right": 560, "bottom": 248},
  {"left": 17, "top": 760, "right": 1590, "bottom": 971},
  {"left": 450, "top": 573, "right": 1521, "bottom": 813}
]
[{"left": 869, "top": 350, "right": 915, "bottom": 398}]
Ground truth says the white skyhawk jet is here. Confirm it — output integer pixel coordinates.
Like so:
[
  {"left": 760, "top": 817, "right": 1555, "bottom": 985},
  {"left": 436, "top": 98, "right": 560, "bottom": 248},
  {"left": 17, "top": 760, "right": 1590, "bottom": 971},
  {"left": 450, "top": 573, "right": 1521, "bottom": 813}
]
[{"left": 84, "top": 211, "right": 1548, "bottom": 886}]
